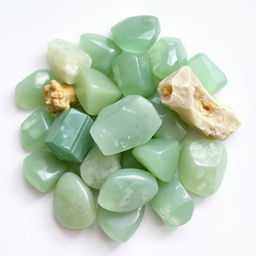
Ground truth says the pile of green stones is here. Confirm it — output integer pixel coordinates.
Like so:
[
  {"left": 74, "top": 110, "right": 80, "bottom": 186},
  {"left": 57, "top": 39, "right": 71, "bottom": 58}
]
[{"left": 16, "top": 16, "right": 228, "bottom": 242}]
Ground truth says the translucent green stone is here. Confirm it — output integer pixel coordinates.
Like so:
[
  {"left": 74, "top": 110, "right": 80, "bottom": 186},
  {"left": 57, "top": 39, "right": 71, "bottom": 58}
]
[
  {"left": 54, "top": 172, "right": 96, "bottom": 229},
  {"left": 45, "top": 108, "right": 94, "bottom": 163},
  {"left": 76, "top": 67, "right": 121, "bottom": 115},
  {"left": 23, "top": 152, "right": 68, "bottom": 192},
  {"left": 90, "top": 96, "right": 162, "bottom": 155},
  {"left": 188, "top": 53, "right": 227, "bottom": 94},
  {"left": 151, "top": 178, "right": 194, "bottom": 226},
  {"left": 79, "top": 33, "right": 121, "bottom": 74},
  {"left": 132, "top": 138, "right": 180, "bottom": 182},
  {"left": 98, "top": 206, "right": 145, "bottom": 242},
  {"left": 112, "top": 52, "right": 154, "bottom": 97},
  {"left": 98, "top": 169, "right": 158, "bottom": 212},
  {"left": 121, "top": 150, "right": 144, "bottom": 169},
  {"left": 179, "top": 139, "right": 227, "bottom": 196},
  {"left": 20, "top": 110, "right": 54, "bottom": 151},
  {"left": 111, "top": 15, "right": 160, "bottom": 54}
]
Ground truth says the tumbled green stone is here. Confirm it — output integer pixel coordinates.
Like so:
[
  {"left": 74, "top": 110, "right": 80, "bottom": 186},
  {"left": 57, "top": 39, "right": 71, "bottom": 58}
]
[
  {"left": 133, "top": 138, "right": 180, "bottom": 182},
  {"left": 179, "top": 139, "right": 227, "bottom": 196},
  {"left": 111, "top": 15, "right": 160, "bottom": 54},
  {"left": 20, "top": 110, "right": 54, "bottom": 151},
  {"left": 112, "top": 52, "right": 154, "bottom": 97},
  {"left": 151, "top": 178, "right": 194, "bottom": 226},
  {"left": 121, "top": 150, "right": 144, "bottom": 169},
  {"left": 90, "top": 96, "right": 162, "bottom": 155},
  {"left": 188, "top": 53, "right": 227, "bottom": 94},
  {"left": 23, "top": 152, "right": 68, "bottom": 192},
  {"left": 98, "top": 169, "right": 158, "bottom": 212},
  {"left": 98, "top": 206, "right": 145, "bottom": 242},
  {"left": 54, "top": 172, "right": 96, "bottom": 229},
  {"left": 76, "top": 67, "right": 121, "bottom": 115},
  {"left": 79, "top": 33, "right": 121, "bottom": 74}
]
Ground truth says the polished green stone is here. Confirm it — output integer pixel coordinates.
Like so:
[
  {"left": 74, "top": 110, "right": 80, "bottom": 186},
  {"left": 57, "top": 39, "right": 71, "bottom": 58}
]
[
  {"left": 111, "top": 15, "right": 160, "bottom": 54},
  {"left": 112, "top": 52, "right": 154, "bottom": 97},
  {"left": 20, "top": 110, "right": 54, "bottom": 151},
  {"left": 132, "top": 138, "right": 180, "bottom": 182},
  {"left": 79, "top": 33, "right": 121, "bottom": 74},
  {"left": 45, "top": 108, "right": 94, "bottom": 163},
  {"left": 121, "top": 150, "right": 144, "bottom": 169},
  {"left": 98, "top": 169, "right": 158, "bottom": 212},
  {"left": 90, "top": 96, "right": 162, "bottom": 155},
  {"left": 98, "top": 206, "right": 145, "bottom": 242},
  {"left": 188, "top": 53, "right": 227, "bottom": 94},
  {"left": 23, "top": 152, "right": 68, "bottom": 192},
  {"left": 151, "top": 178, "right": 194, "bottom": 226},
  {"left": 54, "top": 172, "right": 96, "bottom": 229},
  {"left": 179, "top": 139, "right": 227, "bottom": 196},
  {"left": 76, "top": 67, "right": 121, "bottom": 115}
]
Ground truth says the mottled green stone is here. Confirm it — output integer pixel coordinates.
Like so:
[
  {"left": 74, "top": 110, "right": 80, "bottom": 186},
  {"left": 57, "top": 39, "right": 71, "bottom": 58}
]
[{"left": 121, "top": 150, "right": 144, "bottom": 169}]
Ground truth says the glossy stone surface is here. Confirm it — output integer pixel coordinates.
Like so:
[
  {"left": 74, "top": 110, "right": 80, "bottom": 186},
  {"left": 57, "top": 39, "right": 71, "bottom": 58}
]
[
  {"left": 111, "top": 15, "right": 160, "bottom": 54},
  {"left": 188, "top": 53, "right": 227, "bottom": 94},
  {"left": 79, "top": 33, "right": 121, "bottom": 74},
  {"left": 179, "top": 139, "right": 227, "bottom": 196},
  {"left": 76, "top": 68, "right": 121, "bottom": 115},
  {"left": 54, "top": 172, "right": 96, "bottom": 229},
  {"left": 45, "top": 108, "right": 94, "bottom": 163},
  {"left": 132, "top": 138, "right": 180, "bottom": 182},
  {"left": 98, "top": 169, "right": 158, "bottom": 212},
  {"left": 121, "top": 150, "right": 144, "bottom": 169},
  {"left": 90, "top": 95, "right": 162, "bottom": 155},
  {"left": 112, "top": 52, "right": 154, "bottom": 97},
  {"left": 98, "top": 206, "right": 145, "bottom": 242},
  {"left": 23, "top": 152, "right": 68, "bottom": 192},
  {"left": 151, "top": 178, "right": 194, "bottom": 226}
]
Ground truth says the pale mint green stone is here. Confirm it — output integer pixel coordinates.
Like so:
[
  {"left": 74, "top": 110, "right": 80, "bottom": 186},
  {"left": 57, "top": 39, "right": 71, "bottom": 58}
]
[
  {"left": 98, "top": 169, "right": 158, "bottom": 212},
  {"left": 179, "top": 140, "right": 227, "bottom": 196},
  {"left": 98, "top": 206, "right": 145, "bottom": 242},
  {"left": 121, "top": 150, "right": 144, "bottom": 169},
  {"left": 80, "top": 145, "right": 121, "bottom": 189},
  {"left": 90, "top": 95, "right": 162, "bottom": 155},
  {"left": 54, "top": 172, "right": 96, "bottom": 229},
  {"left": 132, "top": 138, "right": 180, "bottom": 182},
  {"left": 151, "top": 178, "right": 194, "bottom": 226}
]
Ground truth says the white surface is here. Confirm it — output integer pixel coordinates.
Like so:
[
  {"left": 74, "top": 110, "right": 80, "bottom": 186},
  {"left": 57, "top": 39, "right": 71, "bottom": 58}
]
[{"left": 1, "top": 0, "right": 256, "bottom": 255}]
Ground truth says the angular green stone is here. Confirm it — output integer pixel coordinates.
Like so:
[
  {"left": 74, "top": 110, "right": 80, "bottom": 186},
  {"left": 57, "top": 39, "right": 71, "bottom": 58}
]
[
  {"left": 98, "top": 169, "right": 158, "bottom": 212},
  {"left": 54, "top": 172, "right": 96, "bottom": 229},
  {"left": 179, "top": 139, "right": 227, "bottom": 196},
  {"left": 23, "top": 152, "right": 68, "bottom": 192},
  {"left": 76, "top": 67, "right": 121, "bottom": 115},
  {"left": 98, "top": 206, "right": 145, "bottom": 242},
  {"left": 79, "top": 33, "right": 121, "bottom": 74},
  {"left": 112, "top": 52, "right": 154, "bottom": 97},
  {"left": 45, "top": 108, "right": 94, "bottom": 163},
  {"left": 90, "top": 96, "right": 162, "bottom": 155},
  {"left": 132, "top": 138, "right": 180, "bottom": 182},
  {"left": 111, "top": 15, "right": 160, "bottom": 54},
  {"left": 121, "top": 150, "right": 144, "bottom": 169},
  {"left": 188, "top": 53, "right": 227, "bottom": 94},
  {"left": 151, "top": 178, "right": 194, "bottom": 226}
]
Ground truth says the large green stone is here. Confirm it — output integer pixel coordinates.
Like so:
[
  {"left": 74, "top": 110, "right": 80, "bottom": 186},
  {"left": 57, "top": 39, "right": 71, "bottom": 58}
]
[
  {"left": 179, "top": 139, "right": 227, "bottom": 196},
  {"left": 111, "top": 16, "right": 160, "bottom": 54},
  {"left": 98, "top": 169, "right": 158, "bottom": 212},
  {"left": 121, "top": 150, "right": 144, "bottom": 169}
]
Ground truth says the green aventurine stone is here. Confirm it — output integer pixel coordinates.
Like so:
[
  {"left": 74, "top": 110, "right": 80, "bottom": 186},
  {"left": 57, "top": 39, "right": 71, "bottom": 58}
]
[
  {"left": 23, "top": 152, "right": 68, "bottom": 192},
  {"left": 188, "top": 53, "right": 227, "bottom": 94},
  {"left": 179, "top": 140, "right": 227, "bottom": 196},
  {"left": 79, "top": 33, "right": 121, "bottom": 74},
  {"left": 54, "top": 172, "right": 96, "bottom": 229},
  {"left": 76, "top": 68, "right": 121, "bottom": 115},
  {"left": 98, "top": 169, "right": 158, "bottom": 212},
  {"left": 112, "top": 52, "right": 154, "bottom": 97},
  {"left": 90, "top": 96, "right": 162, "bottom": 155},
  {"left": 98, "top": 206, "right": 145, "bottom": 242},
  {"left": 111, "top": 15, "right": 160, "bottom": 54},
  {"left": 20, "top": 110, "right": 54, "bottom": 151},
  {"left": 121, "top": 150, "right": 144, "bottom": 169},
  {"left": 151, "top": 178, "right": 194, "bottom": 226},
  {"left": 45, "top": 108, "right": 94, "bottom": 163},
  {"left": 133, "top": 138, "right": 180, "bottom": 182}
]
